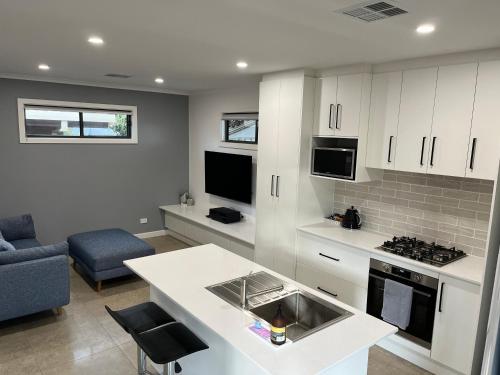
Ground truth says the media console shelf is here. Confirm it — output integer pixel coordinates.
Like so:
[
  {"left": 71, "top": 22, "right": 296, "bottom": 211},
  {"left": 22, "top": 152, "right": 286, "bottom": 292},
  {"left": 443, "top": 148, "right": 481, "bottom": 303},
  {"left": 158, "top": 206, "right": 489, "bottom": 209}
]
[{"left": 159, "top": 205, "right": 255, "bottom": 261}]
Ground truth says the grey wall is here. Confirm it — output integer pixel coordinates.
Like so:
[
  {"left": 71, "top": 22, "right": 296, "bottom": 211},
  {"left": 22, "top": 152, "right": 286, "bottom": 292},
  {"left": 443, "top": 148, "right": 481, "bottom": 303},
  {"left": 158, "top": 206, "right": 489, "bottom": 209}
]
[{"left": 0, "top": 78, "right": 189, "bottom": 244}]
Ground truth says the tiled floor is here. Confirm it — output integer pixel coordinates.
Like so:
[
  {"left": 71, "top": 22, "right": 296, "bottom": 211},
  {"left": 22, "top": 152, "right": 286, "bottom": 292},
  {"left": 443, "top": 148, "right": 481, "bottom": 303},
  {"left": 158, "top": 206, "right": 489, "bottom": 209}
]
[{"left": 0, "top": 235, "right": 431, "bottom": 375}]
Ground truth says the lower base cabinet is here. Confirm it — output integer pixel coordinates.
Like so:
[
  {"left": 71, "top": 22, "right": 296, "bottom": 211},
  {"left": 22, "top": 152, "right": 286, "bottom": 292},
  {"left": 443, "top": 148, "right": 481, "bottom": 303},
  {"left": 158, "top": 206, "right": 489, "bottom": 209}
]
[
  {"left": 296, "top": 263, "right": 368, "bottom": 311},
  {"left": 164, "top": 213, "right": 255, "bottom": 261},
  {"left": 430, "top": 275, "right": 480, "bottom": 375}
]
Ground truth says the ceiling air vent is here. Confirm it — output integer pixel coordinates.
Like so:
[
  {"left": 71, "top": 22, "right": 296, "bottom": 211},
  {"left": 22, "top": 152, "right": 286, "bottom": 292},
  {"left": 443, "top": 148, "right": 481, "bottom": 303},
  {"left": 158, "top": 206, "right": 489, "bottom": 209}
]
[
  {"left": 337, "top": 1, "right": 408, "bottom": 22},
  {"left": 105, "top": 73, "right": 132, "bottom": 79}
]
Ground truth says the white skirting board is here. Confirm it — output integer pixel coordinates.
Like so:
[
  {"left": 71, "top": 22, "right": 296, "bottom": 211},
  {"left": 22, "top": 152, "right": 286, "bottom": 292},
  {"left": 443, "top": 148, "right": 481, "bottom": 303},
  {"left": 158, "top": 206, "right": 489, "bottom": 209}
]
[{"left": 134, "top": 229, "right": 168, "bottom": 239}]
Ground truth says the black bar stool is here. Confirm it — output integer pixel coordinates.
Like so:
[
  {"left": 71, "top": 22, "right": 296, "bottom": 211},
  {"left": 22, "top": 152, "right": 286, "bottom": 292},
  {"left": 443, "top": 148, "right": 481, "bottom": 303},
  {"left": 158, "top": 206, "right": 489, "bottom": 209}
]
[
  {"left": 131, "top": 322, "right": 209, "bottom": 375},
  {"left": 105, "top": 302, "right": 175, "bottom": 375}
]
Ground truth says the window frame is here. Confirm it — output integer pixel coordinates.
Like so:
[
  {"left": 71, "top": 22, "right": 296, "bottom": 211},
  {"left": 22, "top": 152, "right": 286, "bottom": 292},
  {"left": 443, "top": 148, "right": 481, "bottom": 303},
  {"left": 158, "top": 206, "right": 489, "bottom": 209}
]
[
  {"left": 18, "top": 98, "right": 138, "bottom": 144},
  {"left": 221, "top": 113, "right": 259, "bottom": 145}
]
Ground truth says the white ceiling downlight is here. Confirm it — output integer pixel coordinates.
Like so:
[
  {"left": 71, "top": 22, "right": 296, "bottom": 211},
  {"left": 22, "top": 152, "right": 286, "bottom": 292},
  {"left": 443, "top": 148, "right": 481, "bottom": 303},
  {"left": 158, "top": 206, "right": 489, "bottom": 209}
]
[
  {"left": 236, "top": 61, "right": 248, "bottom": 69},
  {"left": 155, "top": 77, "right": 164, "bottom": 84},
  {"left": 337, "top": 1, "right": 408, "bottom": 22},
  {"left": 38, "top": 64, "right": 50, "bottom": 71},
  {"left": 416, "top": 24, "right": 435, "bottom": 34},
  {"left": 88, "top": 36, "right": 104, "bottom": 45}
]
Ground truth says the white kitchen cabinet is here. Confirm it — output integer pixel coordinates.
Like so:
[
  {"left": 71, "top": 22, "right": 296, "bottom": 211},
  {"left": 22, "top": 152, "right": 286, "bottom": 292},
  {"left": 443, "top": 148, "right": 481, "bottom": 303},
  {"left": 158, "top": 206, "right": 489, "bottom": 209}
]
[
  {"left": 296, "top": 262, "right": 367, "bottom": 311},
  {"left": 394, "top": 67, "right": 438, "bottom": 173},
  {"left": 365, "top": 71, "right": 402, "bottom": 169},
  {"left": 314, "top": 76, "right": 338, "bottom": 136},
  {"left": 313, "top": 73, "right": 370, "bottom": 137},
  {"left": 255, "top": 75, "right": 314, "bottom": 279},
  {"left": 255, "top": 80, "right": 280, "bottom": 269},
  {"left": 466, "top": 60, "right": 500, "bottom": 180},
  {"left": 427, "top": 63, "right": 478, "bottom": 177},
  {"left": 272, "top": 77, "right": 304, "bottom": 277},
  {"left": 431, "top": 275, "right": 480, "bottom": 374},
  {"left": 296, "top": 232, "right": 370, "bottom": 288}
]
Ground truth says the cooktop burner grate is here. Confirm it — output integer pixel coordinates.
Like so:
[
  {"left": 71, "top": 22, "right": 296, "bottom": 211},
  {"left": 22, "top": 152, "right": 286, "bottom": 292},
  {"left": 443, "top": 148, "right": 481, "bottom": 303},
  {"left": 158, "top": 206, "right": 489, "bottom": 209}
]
[{"left": 377, "top": 236, "right": 467, "bottom": 267}]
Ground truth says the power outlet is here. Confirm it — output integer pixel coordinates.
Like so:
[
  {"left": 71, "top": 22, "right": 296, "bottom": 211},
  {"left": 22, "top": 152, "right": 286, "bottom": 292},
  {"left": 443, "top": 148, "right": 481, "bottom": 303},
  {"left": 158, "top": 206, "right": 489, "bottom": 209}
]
[{"left": 139, "top": 218, "right": 148, "bottom": 224}]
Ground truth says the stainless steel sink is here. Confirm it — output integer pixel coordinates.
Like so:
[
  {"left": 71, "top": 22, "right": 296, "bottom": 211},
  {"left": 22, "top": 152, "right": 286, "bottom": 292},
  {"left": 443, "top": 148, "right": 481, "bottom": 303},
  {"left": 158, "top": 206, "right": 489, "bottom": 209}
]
[
  {"left": 249, "top": 290, "right": 352, "bottom": 342},
  {"left": 206, "top": 271, "right": 295, "bottom": 309},
  {"left": 206, "top": 271, "right": 352, "bottom": 342}
]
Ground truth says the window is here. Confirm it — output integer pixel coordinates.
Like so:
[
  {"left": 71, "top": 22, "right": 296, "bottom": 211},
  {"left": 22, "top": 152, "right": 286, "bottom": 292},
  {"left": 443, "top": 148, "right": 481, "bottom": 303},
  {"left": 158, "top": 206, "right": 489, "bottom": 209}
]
[
  {"left": 18, "top": 99, "right": 138, "bottom": 144},
  {"left": 221, "top": 113, "right": 258, "bottom": 144}
]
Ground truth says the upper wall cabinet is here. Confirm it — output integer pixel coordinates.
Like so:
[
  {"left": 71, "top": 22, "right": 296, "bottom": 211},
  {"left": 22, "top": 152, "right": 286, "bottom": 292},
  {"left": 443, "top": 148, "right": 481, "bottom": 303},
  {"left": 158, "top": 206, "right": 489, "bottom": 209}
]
[
  {"left": 427, "top": 63, "right": 478, "bottom": 177},
  {"left": 365, "top": 71, "right": 402, "bottom": 170},
  {"left": 313, "top": 73, "right": 371, "bottom": 137},
  {"left": 394, "top": 67, "right": 438, "bottom": 173},
  {"left": 466, "top": 60, "right": 500, "bottom": 180}
]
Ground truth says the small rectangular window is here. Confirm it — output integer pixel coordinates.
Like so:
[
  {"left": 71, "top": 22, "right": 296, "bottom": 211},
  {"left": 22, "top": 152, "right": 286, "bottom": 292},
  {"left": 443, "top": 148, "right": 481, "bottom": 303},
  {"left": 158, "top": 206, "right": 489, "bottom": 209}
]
[
  {"left": 221, "top": 113, "right": 258, "bottom": 144},
  {"left": 18, "top": 99, "right": 137, "bottom": 144}
]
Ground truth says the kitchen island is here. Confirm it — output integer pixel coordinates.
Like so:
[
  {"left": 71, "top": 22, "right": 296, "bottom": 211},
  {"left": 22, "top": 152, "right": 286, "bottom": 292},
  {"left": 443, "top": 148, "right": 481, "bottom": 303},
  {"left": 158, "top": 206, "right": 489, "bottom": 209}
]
[{"left": 124, "top": 244, "right": 397, "bottom": 375}]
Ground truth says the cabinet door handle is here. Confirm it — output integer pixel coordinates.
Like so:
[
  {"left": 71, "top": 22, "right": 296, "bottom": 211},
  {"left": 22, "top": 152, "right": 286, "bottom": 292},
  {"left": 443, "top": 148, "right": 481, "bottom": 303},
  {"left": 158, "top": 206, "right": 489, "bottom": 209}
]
[
  {"left": 328, "top": 104, "right": 336, "bottom": 129},
  {"left": 276, "top": 176, "right": 280, "bottom": 198},
  {"left": 420, "top": 137, "right": 427, "bottom": 166},
  {"left": 438, "top": 282, "right": 445, "bottom": 313},
  {"left": 430, "top": 137, "right": 437, "bottom": 166},
  {"left": 271, "top": 175, "right": 275, "bottom": 197},
  {"left": 335, "top": 104, "right": 342, "bottom": 130},
  {"left": 317, "top": 286, "right": 338, "bottom": 297},
  {"left": 319, "top": 252, "right": 340, "bottom": 262},
  {"left": 387, "top": 136, "right": 394, "bottom": 163},
  {"left": 470, "top": 138, "right": 477, "bottom": 170}
]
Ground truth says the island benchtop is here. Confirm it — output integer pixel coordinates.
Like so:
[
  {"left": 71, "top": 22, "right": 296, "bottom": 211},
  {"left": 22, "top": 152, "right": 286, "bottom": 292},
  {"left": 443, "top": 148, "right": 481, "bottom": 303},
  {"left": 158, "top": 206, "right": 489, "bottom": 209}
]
[{"left": 124, "top": 244, "right": 397, "bottom": 375}]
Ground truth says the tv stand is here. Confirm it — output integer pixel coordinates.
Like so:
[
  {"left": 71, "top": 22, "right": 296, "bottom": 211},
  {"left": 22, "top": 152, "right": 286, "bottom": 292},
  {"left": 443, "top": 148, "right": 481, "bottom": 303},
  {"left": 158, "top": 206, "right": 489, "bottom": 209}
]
[{"left": 159, "top": 205, "right": 255, "bottom": 261}]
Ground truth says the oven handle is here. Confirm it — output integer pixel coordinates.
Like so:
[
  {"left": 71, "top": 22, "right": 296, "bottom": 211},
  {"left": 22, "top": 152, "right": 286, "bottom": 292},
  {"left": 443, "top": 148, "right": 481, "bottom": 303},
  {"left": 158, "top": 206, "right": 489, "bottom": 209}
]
[
  {"left": 370, "top": 273, "right": 433, "bottom": 298},
  {"left": 438, "top": 282, "right": 445, "bottom": 313}
]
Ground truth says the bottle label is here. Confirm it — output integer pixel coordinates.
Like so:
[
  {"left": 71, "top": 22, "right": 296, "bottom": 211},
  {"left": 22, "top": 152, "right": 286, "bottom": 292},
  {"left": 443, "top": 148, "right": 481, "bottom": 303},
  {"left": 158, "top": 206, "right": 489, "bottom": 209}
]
[{"left": 271, "top": 326, "right": 286, "bottom": 343}]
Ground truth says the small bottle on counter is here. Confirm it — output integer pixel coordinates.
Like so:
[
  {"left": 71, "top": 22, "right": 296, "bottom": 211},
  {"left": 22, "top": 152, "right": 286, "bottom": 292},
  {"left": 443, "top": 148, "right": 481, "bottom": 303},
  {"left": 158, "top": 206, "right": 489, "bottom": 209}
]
[{"left": 270, "top": 303, "right": 287, "bottom": 345}]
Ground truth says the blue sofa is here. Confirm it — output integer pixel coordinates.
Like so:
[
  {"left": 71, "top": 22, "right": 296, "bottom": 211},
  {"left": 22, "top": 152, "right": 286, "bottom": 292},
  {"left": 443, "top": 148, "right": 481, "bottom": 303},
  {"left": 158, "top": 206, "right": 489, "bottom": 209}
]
[{"left": 0, "top": 214, "right": 70, "bottom": 322}]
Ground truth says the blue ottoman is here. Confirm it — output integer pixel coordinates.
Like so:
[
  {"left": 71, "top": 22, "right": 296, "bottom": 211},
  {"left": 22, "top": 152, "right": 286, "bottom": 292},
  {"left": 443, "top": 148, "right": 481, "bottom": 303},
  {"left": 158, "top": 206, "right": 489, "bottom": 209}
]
[{"left": 68, "top": 229, "right": 155, "bottom": 291}]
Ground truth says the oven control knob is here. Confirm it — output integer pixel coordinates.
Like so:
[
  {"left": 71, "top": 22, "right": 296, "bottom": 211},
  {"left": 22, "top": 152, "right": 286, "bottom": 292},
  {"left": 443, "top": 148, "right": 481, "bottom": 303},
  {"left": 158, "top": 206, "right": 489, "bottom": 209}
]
[
  {"left": 383, "top": 264, "right": 391, "bottom": 272},
  {"left": 415, "top": 274, "right": 423, "bottom": 282}
]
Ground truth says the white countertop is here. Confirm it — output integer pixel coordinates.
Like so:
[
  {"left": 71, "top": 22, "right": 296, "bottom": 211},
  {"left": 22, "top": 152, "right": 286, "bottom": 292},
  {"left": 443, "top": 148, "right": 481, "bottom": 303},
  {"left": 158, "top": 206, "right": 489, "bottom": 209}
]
[
  {"left": 298, "top": 221, "right": 485, "bottom": 285},
  {"left": 160, "top": 204, "right": 256, "bottom": 246},
  {"left": 125, "top": 244, "right": 396, "bottom": 375}
]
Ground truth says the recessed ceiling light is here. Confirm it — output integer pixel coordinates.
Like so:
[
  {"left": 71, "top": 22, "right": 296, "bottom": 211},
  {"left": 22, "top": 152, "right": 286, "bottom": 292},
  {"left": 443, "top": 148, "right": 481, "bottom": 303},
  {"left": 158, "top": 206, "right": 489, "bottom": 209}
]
[
  {"left": 38, "top": 64, "right": 50, "bottom": 71},
  {"left": 88, "top": 36, "right": 104, "bottom": 45},
  {"left": 236, "top": 61, "right": 248, "bottom": 69},
  {"left": 155, "top": 77, "right": 164, "bottom": 84},
  {"left": 416, "top": 24, "right": 435, "bottom": 34}
]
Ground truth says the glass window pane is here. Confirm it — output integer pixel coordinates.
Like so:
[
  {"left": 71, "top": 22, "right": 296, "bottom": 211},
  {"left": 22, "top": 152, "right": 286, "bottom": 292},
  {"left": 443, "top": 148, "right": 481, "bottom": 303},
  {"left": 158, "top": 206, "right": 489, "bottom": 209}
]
[
  {"left": 226, "top": 119, "right": 257, "bottom": 143},
  {"left": 82, "top": 112, "right": 130, "bottom": 137},
  {"left": 25, "top": 108, "right": 80, "bottom": 136}
]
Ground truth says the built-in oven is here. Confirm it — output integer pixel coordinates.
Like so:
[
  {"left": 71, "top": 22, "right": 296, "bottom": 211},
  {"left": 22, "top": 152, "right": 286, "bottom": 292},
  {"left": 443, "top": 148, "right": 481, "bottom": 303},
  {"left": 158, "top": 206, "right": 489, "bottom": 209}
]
[
  {"left": 367, "top": 259, "right": 439, "bottom": 349},
  {"left": 311, "top": 147, "right": 356, "bottom": 180}
]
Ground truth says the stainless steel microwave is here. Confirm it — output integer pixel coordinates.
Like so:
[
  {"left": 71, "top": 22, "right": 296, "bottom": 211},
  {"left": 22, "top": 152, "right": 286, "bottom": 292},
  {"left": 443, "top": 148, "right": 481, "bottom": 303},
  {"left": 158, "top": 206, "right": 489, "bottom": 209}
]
[{"left": 311, "top": 147, "right": 356, "bottom": 180}]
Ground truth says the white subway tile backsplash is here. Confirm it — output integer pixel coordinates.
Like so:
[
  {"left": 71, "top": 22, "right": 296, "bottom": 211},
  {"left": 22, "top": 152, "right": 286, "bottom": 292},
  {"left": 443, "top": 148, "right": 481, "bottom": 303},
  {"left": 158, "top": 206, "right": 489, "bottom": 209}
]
[{"left": 333, "top": 170, "right": 493, "bottom": 257}]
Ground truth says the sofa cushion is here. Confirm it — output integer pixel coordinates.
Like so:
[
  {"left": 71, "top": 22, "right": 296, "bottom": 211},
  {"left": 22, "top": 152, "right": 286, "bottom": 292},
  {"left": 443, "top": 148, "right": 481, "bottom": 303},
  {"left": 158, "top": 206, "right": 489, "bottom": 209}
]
[
  {"left": 0, "top": 214, "right": 36, "bottom": 241},
  {"left": 68, "top": 229, "right": 154, "bottom": 272},
  {"left": 10, "top": 238, "right": 42, "bottom": 250},
  {"left": 0, "top": 242, "right": 68, "bottom": 265},
  {"left": 0, "top": 240, "right": 16, "bottom": 252}
]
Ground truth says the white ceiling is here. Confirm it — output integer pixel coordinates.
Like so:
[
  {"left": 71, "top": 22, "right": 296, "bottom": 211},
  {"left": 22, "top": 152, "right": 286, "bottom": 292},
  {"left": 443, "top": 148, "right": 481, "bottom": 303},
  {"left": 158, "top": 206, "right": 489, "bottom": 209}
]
[{"left": 1, "top": 0, "right": 499, "bottom": 93}]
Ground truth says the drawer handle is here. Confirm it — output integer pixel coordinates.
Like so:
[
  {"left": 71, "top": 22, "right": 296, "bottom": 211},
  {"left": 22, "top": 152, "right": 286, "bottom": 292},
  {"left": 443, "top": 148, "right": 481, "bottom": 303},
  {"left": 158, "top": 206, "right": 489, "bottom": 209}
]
[
  {"left": 319, "top": 252, "right": 340, "bottom": 262},
  {"left": 317, "top": 286, "right": 338, "bottom": 297}
]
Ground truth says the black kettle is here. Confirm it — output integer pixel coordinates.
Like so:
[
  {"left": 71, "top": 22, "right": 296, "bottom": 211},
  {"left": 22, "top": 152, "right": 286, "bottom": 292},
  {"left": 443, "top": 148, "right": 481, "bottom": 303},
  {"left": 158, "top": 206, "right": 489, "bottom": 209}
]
[{"left": 342, "top": 206, "right": 362, "bottom": 230}]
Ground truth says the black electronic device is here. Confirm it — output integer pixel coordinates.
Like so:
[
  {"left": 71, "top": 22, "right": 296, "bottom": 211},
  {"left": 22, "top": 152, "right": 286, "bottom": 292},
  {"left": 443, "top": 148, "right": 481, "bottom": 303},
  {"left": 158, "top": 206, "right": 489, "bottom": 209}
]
[{"left": 207, "top": 207, "right": 242, "bottom": 224}]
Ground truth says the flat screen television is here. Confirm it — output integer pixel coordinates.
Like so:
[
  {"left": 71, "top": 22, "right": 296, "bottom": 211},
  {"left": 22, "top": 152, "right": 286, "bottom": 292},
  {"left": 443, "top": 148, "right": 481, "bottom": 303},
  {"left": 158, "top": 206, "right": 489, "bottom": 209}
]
[{"left": 205, "top": 151, "right": 252, "bottom": 204}]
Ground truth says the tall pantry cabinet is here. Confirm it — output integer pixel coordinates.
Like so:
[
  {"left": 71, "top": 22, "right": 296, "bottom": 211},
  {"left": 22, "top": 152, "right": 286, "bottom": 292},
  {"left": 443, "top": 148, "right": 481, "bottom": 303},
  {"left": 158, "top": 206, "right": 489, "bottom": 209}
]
[{"left": 255, "top": 72, "right": 322, "bottom": 279}]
